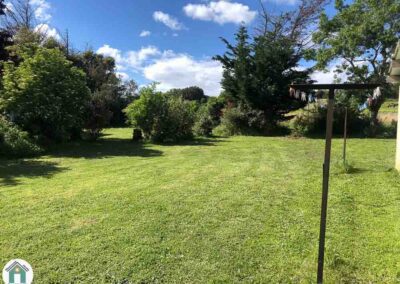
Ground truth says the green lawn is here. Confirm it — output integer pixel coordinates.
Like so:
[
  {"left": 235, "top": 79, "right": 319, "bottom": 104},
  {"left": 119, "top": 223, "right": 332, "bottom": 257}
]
[{"left": 1, "top": 128, "right": 399, "bottom": 283}]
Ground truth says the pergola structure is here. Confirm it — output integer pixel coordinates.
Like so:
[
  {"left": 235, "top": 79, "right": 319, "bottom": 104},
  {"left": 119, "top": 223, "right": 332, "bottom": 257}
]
[
  {"left": 389, "top": 41, "right": 400, "bottom": 169},
  {"left": 289, "top": 83, "right": 380, "bottom": 284}
]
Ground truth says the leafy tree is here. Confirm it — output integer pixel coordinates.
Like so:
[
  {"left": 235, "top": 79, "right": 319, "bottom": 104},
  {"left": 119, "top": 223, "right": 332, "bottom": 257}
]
[
  {"left": 310, "top": 0, "right": 400, "bottom": 126},
  {"left": 72, "top": 50, "right": 134, "bottom": 128},
  {"left": 166, "top": 86, "right": 208, "bottom": 102},
  {"left": 0, "top": 47, "right": 90, "bottom": 141}
]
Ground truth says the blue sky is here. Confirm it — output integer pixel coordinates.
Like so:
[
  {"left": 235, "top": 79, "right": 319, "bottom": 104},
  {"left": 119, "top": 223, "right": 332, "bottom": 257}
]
[{"left": 30, "top": 0, "right": 337, "bottom": 96}]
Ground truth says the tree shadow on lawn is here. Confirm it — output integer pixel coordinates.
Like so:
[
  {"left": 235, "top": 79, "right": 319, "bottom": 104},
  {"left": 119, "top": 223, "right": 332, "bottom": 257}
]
[
  {"left": 47, "top": 137, "right": 165, "bottom": 159},
  {"left": 0, "top": 160, "right": 67, "bottom": 186},
  {"left": 49, "top": 136, "right": 225, "bottom": 159}
]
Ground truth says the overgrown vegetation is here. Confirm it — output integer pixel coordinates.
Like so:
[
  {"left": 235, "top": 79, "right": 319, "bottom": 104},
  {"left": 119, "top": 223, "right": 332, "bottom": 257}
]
[{"left": 0, "top": 115, "right": 41, "bottom": 157}]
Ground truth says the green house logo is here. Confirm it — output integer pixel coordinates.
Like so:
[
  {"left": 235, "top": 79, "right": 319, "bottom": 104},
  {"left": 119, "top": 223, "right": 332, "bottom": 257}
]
[{"left": 2, "top": 259, "right": 33, "bottom": 284}]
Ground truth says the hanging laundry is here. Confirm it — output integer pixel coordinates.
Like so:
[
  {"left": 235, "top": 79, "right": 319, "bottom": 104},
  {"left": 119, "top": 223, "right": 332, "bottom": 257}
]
[
  {"left": 301, "top": 92, "right": 307, "bottom": 101},
  {"left": 295, "top": 90, "right": 300, "bottom": 99},
  {"left": 308, "top": 94, "right": 314, "bottom": 103},
  {"left": 358, "top": 102, "right": 368, "bottom": 111},
  {"left": 373, "top": 87, "right": 382, "bottom": 100}
]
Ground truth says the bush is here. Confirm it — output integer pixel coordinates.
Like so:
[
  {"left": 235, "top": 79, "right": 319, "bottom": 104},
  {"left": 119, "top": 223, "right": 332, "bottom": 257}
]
[
  {"left": 212, "top": 105, "right": 272, "bottom": 137},
  {"left": 364, "top": 120, "right": 397, "bottom": 138},
  {"left": 193, "top": 97, "right": 224, "bottom": 136},
  {"left": 292, "top": 99, "right": 369, "bottom": 137},
  {"left": 0, "top": 116, "right": 42, "bottom": 157},
  {"left": 0, "top": 47, "right": 90, "bottom": 142},
  {"left": 124, "top": 85, "right": 196, "bottom": 143}
]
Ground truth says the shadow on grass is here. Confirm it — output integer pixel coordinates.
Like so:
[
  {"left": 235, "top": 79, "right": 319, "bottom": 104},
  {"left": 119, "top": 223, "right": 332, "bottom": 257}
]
[
  {"left": 0, "top": 160, "right": 67, "bottom": 186},
  {"left": 48, "top": 138, "right": 163, "bottom": 159},
  {"left": 158, "top": 137, "right": 227, "bottom": 147}
]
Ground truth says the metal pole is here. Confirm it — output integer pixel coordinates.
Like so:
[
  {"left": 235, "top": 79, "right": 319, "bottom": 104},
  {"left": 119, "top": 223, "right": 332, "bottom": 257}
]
[
  {"left": 317, "top": 88, "right": 335, "bottom": 283},
  {"left": 343, "top": 107, "right": 348, "bottom": 165}
]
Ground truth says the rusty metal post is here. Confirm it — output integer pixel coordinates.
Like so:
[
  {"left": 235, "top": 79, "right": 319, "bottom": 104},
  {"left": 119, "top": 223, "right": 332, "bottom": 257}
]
[{"left": 317, "top": 88, "right": 335, "bottom": 283}]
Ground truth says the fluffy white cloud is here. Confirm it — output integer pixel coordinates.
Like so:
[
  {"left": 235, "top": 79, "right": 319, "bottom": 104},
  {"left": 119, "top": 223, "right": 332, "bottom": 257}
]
[
  {"left": 125, "top": 46, "right": 160, "bottom": 69},
  {"left": 183, "top": 1, "right": 257, "bottom": 25},
  {"left": 310, "top": 61, "right": 348, "bottom": 83},
  {"left": 139, "top": 30, "right": 151, "bottom": 37},
  {"left": 97, "top": 45, "right": 223, "bottom": 96},
  {"left": 144, "top": 53, "right": 223, "bottom": 96},
  {"left": 31, "top": 0, "right": 51, "bottom": 22},
  {"left": 97, "top": 45, "right": 161, "bottom": 71},
  {"left": 34, "top": 23, "right": 60, "bottom": 40},
  {"left": 97, "top": 44, "right": 122, "bottom": 62},
  {"left": 153, "top": 11, "right": 186, "bottom": 30}
]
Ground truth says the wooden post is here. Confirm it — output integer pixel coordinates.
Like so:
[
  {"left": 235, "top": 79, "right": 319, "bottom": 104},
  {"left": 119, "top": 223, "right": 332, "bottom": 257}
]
[
  {"left": 317, "top": 88, "right": 335, "bottom": 284},
  {"left": 343, "top": 107, "right": 348, "bottom": 165}
]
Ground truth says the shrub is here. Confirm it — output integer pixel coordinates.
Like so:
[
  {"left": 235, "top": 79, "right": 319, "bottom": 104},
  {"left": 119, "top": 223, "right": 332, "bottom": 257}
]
[
  {"left": 124, "top": 85, "right": 196, "bottom": 143},
  {"left": 0, "top": 47, "right": 90, "bottom": 142},
  {"left": 292, "top": 99, "right": 369, "bottom": 137},
  {"left": 0, "top": 116, "right": 42, "bottom": 157},
  {"left": 193, "top": 97, "right": 224, "bottom": 136},
  {"left": 212, "top": 105, "right": 271, "bottom": 137},
  {"left": 364, "top": 120, "right": 397, "bottom": 138}
]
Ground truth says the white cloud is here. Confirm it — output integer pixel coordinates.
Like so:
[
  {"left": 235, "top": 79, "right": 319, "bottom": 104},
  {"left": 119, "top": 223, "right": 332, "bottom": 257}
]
[
  {"left": 310, "top": 61, "right": 348, "bottom": 83},
  {"left": 153, "top": 11, "right": 186, "bottom": 30},
  {"left": 97, "top": 45, "right": 223, "bottom": 96},
  {"left": 125, "top": 46, "right": 160, "bottom": 69},
  {"left": 97, "top": 44, "right": 122, "bottom": 63},
  {"left": 116, "top": 72, "right": 129, "bottom": 81},
  {"left": 144, "top": 53, "right": 223, "bottom": 96},
  {"left": 97, "top": 45, "right": 161, "bottom": 71},
  {"left": 183, "top": 1, "right": 257, "bottom": 25},
  {"left": 31, "top": 0, "right": 51, "bottom": 22},
  {"left": 34, "top": 23, "right": 60, "bottom": 40},
  {"left": 139, "top": 30, "right": 151, "bottom": 37}
]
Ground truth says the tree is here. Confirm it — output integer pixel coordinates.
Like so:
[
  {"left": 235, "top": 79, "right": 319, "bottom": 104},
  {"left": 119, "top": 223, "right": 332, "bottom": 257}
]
[
  {"left": 0, "top": 47, "right": 90, "bottom": 141},
  {"left": 214, "top": 26, "right": 255, "bottom": 107},
  {"left": 71, "top": 50, "right": 133, "bottom": 127},
  {"left": 166, "top": 86, "right": 208, "bottom": 102},
  {"left": 214, "top": 25, "right": 310, "bottom": 129},
  {"left": 1, "top": 0, "right": 36, "bottom": 34},
  {"left": 310, "top": 0, "right": 400, "bottom": 126},
  {"left": 0, "top": 0, "right": 13, "bottom": 75}
]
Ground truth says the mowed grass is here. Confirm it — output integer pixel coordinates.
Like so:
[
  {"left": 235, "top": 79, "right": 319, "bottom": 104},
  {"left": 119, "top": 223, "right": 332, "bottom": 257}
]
[{"left": 1, "top": 128, "right": 399, "bottom": 283}]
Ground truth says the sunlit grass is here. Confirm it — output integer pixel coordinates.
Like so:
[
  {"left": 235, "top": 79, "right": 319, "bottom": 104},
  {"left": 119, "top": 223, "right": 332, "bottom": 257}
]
[{"left": 0, "top": 128, "right": 399, "bottom": 283}]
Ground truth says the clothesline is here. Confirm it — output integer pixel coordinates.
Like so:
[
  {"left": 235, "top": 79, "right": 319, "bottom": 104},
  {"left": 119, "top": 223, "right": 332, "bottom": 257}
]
[{"left": 289, "top": 86, "right": 383, "bottom": 109}]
